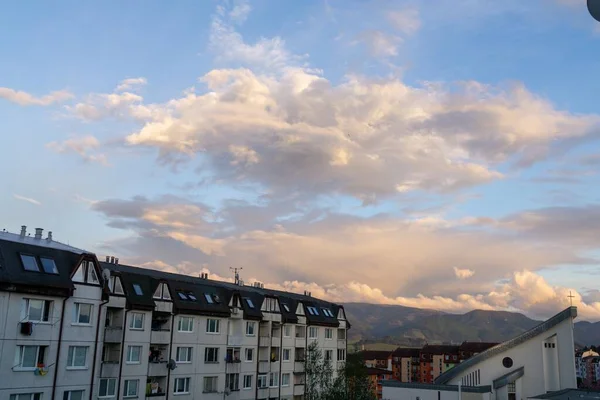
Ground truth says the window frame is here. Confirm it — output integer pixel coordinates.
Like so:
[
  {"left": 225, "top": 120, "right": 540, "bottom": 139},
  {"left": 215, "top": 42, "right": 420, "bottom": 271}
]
[
  {"left": 243, "top": 374, "right": 253, "bottom": 389},
  {"left": 283, "top": 325, "right": 292, "bottom": 337},
  {"left": 245, "top": 348, "right": 254, "bottom": 362},
  {"left": 269, "top": 372, "right": 279, "bottom": 388},
  {"left": 176, "top": 347, "right": 192, "bottom": 363},
  {"left": 245, "top": 298, "right": 255, "bottom": 308},
  {"left": 14, "top": 345, "right": 46, "bottom": 370},
  {"left": 40, "top": 257, "right": 59, "bottom": 274},
  {"left": 206, "top": 318, "right": 220, "bottom": 334},
  {"left": 126, "top": 345, "right": 142, "bottom": 364},
  {"left": 203, "top": 376, "right": 218, "bottom": 393},
  {"left": 204, "top": 293, "right": 214, "bottom": 304},
  {"left": 337, "top": 349, "right": 346, "bottom": 361},
  {"left": 23, "top": 298, "right": 52, "bottom": 323},
  {"left": 66, "top": 346, "right": 88, "bottom": 369},
  {"left": 325, "top": 328, "right": 333, "bottom": 340},
  {"left": 62, "top": 391, "right": 84, "bottom": 400},
  {"left": 245, "top": 321, "right": 256, "bottom": 336},
  {"left": 283, "top": 348, "right": 291, "bottom": 362},
  {"left": 173, "top": 377, "right": 190, "bottom": 395},
  {"left": 309, "top": 326, "right": 318, "bottom": 339},
  {"left": 20, "top": 254, "right": 40, "bottom": 272},
  {"left": 129, "top": 313, "right": 144, "bottom": 330},
  {"left": 123, "top": 380, "right": 138, "bottom": 398},
  {"left": 282, "top": 373, "right": 290, "bottom": 387},
  {"left": 72, "top": 303, "right": 93, "bottom": 325},
  {"left": 226, "top": 373, "right": 240, "bottom": 391},
  {"left": 98, "top": 378, "right": 117, "bottom": 398},
  {"left": 257, "top": 374, "right": 268, "bottom": 389},
  {"left": 178, "top": 316, "right": 194, "bottom": 332},
  {"left": 10, "top": 394, "right": 43, "bottom": 400},
  {"left": 204, "top": 347, "right": 220, "bottom": 363},
  {"left": 132, "top": 284, "right": 143, "bottom": 296}
]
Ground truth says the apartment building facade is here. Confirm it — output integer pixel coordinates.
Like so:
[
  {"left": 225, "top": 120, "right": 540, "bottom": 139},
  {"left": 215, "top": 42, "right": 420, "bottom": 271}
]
[{"left": 0, "top": 227, "right": 349, "bottom": 400}]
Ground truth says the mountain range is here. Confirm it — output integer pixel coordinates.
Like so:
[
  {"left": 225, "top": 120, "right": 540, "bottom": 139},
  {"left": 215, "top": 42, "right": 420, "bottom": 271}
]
[{"left": 342, "top": 302, "right": 600, "bottom": 347}]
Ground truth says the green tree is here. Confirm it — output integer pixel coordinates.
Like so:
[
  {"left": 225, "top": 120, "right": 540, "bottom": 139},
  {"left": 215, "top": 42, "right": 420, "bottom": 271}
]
[{"left": 305, "top": 342, "right": 377, "bottom": 400}]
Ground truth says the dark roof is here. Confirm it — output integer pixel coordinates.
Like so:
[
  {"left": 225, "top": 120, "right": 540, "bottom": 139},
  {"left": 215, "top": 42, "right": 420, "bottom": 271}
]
[
  {"left": 459, "top": 341, "right": 499, "bottom": 353},
  {"left": 100, "top": 262, "right": 344, "bottom": 322},
  {"left": 0, "top": 236, "right": 83, "bottom": 296},
  {"left": 435, "top": 307, "right": 578, "bottom": 384},
  {"left": 366, "top": 368, "right": 393, "bottom": 375},
  {"left": 392, "top": 347, "right": 421, "bottom": 358},
  {"left": 529, "top": 389, "right": 600, "bottom": 400},
  {"left": 116, "top": 269, "right": 158, "bottom": 310},
  {"left": 421, "top": 345, "right": 459, "bottom": 355},
  {"left": 382, "top": 381, "right": 492, "bottom": 394},
  {"left": 357, "top": 350, "right": 392, "bottom": 360}
]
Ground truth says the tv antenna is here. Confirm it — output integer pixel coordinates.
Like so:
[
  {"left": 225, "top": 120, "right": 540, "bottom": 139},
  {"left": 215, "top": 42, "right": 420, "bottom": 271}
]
[{"left": 230, "top": 267, "right": 242, "bottom": 285}]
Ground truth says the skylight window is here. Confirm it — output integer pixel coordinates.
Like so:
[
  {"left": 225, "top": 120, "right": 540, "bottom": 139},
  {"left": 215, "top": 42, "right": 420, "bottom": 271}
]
[
  {"left": 20, "top": 254, "right": 40, "bottom": 272},
  {"left": 132, "top": 284, "right": 143, "bottom": 296},
  {"left": 283, "top": 304, "right": 290, "bottom": 312},
  {"left": 188, "top": 293, "right": 197, "bottom": 301},
  {"left": 246, "top": 298, "right": 255, "bottom": 309},
  {"left": 204, "top": 294, "right": 214, "bottom": 304},
  {"left": 322, "top": 308, "right": 334, "bottom": 317},
  {"left": 40, "top": 257, "right": 58, "bottom": 274},
  {"left": 307, "top": 306, "right": 319, "bottom": 315},
  {"left": 178, "top": 292, "right": 188, "bottom": 300}
]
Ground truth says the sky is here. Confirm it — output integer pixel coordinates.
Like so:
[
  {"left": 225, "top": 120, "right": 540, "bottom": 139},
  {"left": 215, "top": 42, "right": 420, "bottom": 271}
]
[{"left": 2, "top": 0, "right": 600, "bottom": 320}]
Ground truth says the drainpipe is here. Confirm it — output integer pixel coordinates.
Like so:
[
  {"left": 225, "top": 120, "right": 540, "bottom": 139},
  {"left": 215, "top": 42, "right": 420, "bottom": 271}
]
[
  {"left": 51, "top": 296, "right": 69, "bottom": 400},
  {"left": 117, "top": 309, "right": 130, "bottom": 400},
  {"left": 254, "top": 320, "right": 261, "bottom": 400},
  {"left": 89, "top": 298, "right": 109, "bottom": 400},
  {"left": 223, "top": 317, "right": 231, "bottom": 400},
  {"left": 278, "top": 323, "right": 283, "bottom": 399},
  {"left": 305, "top": 323, "right": 309, "bottom": 400},
  {"left": 165, "top": 311, "right": 175, "bottom": 399}
]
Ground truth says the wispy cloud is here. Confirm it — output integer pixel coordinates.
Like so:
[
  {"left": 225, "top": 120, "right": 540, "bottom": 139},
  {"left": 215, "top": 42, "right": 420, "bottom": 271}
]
[
  {"left": 454, "top": 267, "right": 475, "bottom": 279},
  {"left": 387, "top": 8, "right": 421, "bottom": 35},
  {"left": 46, "top": 135, "right": 109, "bottom": 165},
  {"left": 0, "top": 87, "right": 73, "bottom": 106},
  {"left": 115, "top": 77, "right": 147, "bottom": 92},
  {"left": 13, "top": 194, "right": 41, "bottom": 206}
]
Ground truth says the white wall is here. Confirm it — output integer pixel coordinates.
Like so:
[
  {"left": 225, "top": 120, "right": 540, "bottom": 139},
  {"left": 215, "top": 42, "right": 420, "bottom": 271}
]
[{"left": 382, "top": 386, "right": 492, "bottom": 400}]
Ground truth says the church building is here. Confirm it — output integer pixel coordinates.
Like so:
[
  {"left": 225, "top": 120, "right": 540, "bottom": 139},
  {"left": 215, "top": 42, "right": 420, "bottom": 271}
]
[{"left": 382, "top": 306, "right": 579, "bottom": 400}]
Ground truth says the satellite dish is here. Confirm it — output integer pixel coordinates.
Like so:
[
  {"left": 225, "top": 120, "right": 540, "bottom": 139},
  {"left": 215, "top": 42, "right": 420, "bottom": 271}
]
[
  {"left": 102, "top": 269, "right": 111, "bottom": 282},
  {"left": 167, "top": 359, "right": 177, "bottom": 370},
  {"left": 589, "top": 0, "right": 600, "bottom": 22}
]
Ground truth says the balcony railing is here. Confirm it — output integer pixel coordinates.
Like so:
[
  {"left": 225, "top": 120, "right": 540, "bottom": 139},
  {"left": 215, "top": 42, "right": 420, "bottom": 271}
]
[{"left": 104, "top": 327, "right": 123, "bottom": 342}]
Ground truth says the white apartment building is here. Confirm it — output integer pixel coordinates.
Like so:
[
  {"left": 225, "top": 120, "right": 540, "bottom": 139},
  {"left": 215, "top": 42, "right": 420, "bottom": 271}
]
[{"left": 0, "top": 227, "right": 349, "bottom": 400}]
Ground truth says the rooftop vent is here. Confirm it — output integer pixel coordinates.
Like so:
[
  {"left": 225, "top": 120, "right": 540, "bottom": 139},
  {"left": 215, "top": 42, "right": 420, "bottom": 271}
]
[
  {"left": 46, "top": 231, "right": 52, "bottom": 242},
  {"left": 20, "top": 225, "right": 26, "bottom": 238},
  {"left": 199, "top": 272, "right": 208, "bottom": 279},
  {"left": 34, "top": 228, "right": 43, "bottom": 240}
]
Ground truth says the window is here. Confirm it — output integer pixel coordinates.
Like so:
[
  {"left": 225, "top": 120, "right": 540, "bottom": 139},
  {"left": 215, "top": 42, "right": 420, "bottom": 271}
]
[
  {"left": 204, "top": 294, "right": 214, "bottom": 304},
  {"left": 245, "top": 348, "right": 254, "bottom": 362},
  {"left": 338, "top": 329, "right": 346, "bottom": 340},
  {"left": 243, "top": 374, "right": 253, "bottom": 389},
  {"left": 62, "top": 391, "right": 84, "bottom": 400},
  {"left": 99, "top": 378, "right": 117, "bottom": 398},
  {"left": 21, "top": 254, "right": 40, "bottom": 272},
  {"left": 174, "top": 378, "right": 190, "bottom": 394},
  {"left": 206, "top": 318, "right": 220, "bottom": 334},
  {"left": 263, "top": 297, "right": 279, "bottom": 312},
  {"left": 87, "top": 264, "right": 99, "bottom": 284},
  {"left": 322, "top": 308, "right": 334, "bottom": 317},
  {"left": 337, "top": 348, "right": 347, "bottom": 361},
  {"left": 246, "top": 321, "right": 256, "bottom": 336},
  {"left": 257, "top": 374, "right": 268, "bottom": 389},
  {"left": 40, "top": 257, "right": 58, "bottom": 274},
  {"left": 307, "top": 306, "right": 319, "bottom": 315},
  {"left": 203, "top": 377, "right": 218, "bottom": 393},
  {"left": 176, "top": 347, "right": 192, "bottom": 363},
  {"left": 152, "top": 283, "right": 171, "bottom": 300},
  {"left": 67, "top": 346, "right": 88, "bottom": 368},
  {"left": 309, "top": 327, "right": 318, "bottom": 339},
  {"left": 245, "top": 298, "right": 255, "bottom": 308},
  {"left": 110, "top": 276, "right": 124, "bottom": 294},
  {"left": 23, "top": 299, "right": 51, "bottom": 322},
  {"left": 72, "top": 303, "right": 93, "bottom": 325},
  {"left": 129, "top": 313, "right": 144, "bottom": 330},
  {"left": 283, "top": 348, "right": 291, "bottom": 361},
  {"left": 283, "top": 325, "right": 291, "bottom": 337},
  {"left": 178, "top": 292, "right": 188, "bottom": 300},
  {"left": 269, "top": 372, "right": 279, "bottom": 387},
  {"left": 325, "top": 350, "right": 333, "bottom": 362},
  {"left": 325, "top": 328, "right": 333, "bottom": 339},
  {"left": 153, "top": 285, "right": 162, "bottom": 299},
  {"left": 15, "top": 345, "right": 46, "bottom": 369},
  {"left": 126, "top": 346, "right": 142, "bottom": 364},
  {"left": 283, "top": 304, "right": 290, "bottom": 312},
  {"left": 226, "top": 373, "right": 240, "bottom": 391},
  {"left": 178, "top": 316, "right": 193, "bottom": 332},
  {"left": 205, "top": 347, "right": 219, "bottom": 363},
  {"left": 282, "top": 373, "right": 290, "bottom": 386},
  {"left": 123, "top": 380, "right": 138, "bottom": 398},
  {"left": 10, "top": 395, "right": 42, "bottom": 400},
  {"left": 188, "top": 292, "right": 197, "bottom": 301},
  {"left": 132, "top": 284, "right": 143, "bottom": 296}
]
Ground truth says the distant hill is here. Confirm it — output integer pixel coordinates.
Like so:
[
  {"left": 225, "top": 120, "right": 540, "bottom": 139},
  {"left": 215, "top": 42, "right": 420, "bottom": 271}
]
[{"left": 343, "top": 302, "right": 597, "bottom": 347}]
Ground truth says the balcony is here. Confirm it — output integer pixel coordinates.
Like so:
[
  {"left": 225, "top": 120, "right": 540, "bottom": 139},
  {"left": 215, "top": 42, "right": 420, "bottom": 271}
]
[
  {"left": 100, "top": 361, "right": 119, "bottom": 378},
  {"left": 228, "top": 336, "right": 243, "bottom": 347},
  {"left": 294, "top": 362, "right": 305, "bottom": 372},
  {"left": 226, "top": 348, "right": 242, "bottom": 364},
  {"left": 295, "top": 338, "right": 306, "bottom": 348},
  {"left": 104, "top": 327, "right": 123, "bottom": 343},
  {"left": 257, "top": 388, "right": 269, "bottom": 399},
  {"left": 271, "top": 337, "right": 281, "bottom": 347},
  {"left": 150, "top": 329, "right": 170, "bottom": 345},
  {"left": 259, "top": 336, "right": 270, "bottom": 347},
  {"left": 147, "top": 376, "right": 167, "bottom": 397},
  {"left": 294, "top": 384, "right": 305, "bottom": 396},
  {"left": 148, "top": 361, "right": 168, "bottom": 377},
  {"left": 338, "top": 339, "right": 346, "bottom": 348},
  {"left": 259, "top": 360, "right": 270, "bottom": 374}
]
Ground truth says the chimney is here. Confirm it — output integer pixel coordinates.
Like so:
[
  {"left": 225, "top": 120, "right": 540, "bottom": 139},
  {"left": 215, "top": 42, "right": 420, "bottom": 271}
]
[
  {"left": 46, "top": 231, "right": 52, "bottom": 242},
  {"left": 110, "top": 256, "right": 115, "bottom": 264},
  {"left": 105, "top": 256, "right": 110, "bottom": 262},
  {"left": 20, "top": 225, "right": 27, "bottom": 238},
  {"left": 34, "top": 228, "right": 43, "bottom": 240},
  {"left": 115, "top": 258, "right": 119, "bottom": 265}
]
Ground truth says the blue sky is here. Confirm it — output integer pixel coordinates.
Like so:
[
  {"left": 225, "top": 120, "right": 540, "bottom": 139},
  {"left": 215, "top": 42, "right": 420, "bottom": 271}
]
[{"left": 2, "top": 0, "right": 600, "bottom": 319}]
